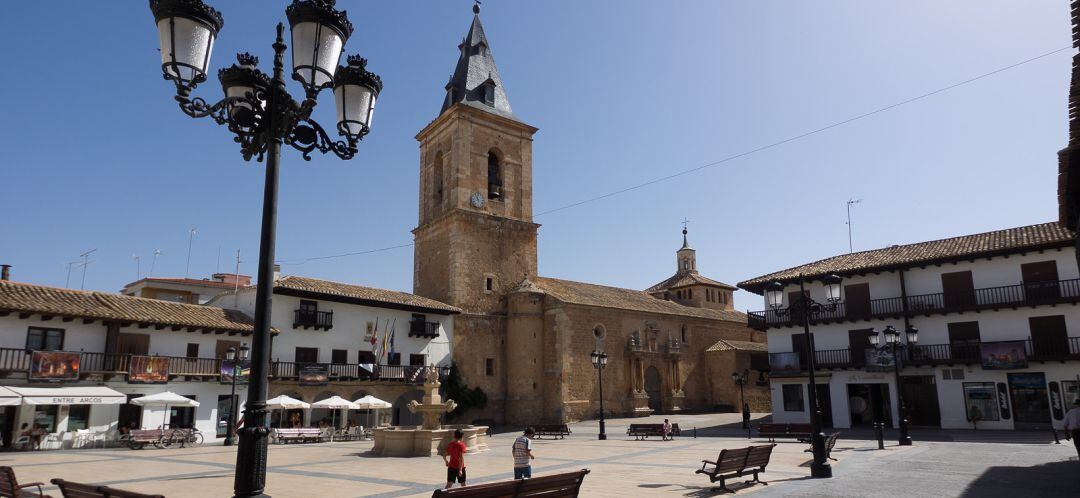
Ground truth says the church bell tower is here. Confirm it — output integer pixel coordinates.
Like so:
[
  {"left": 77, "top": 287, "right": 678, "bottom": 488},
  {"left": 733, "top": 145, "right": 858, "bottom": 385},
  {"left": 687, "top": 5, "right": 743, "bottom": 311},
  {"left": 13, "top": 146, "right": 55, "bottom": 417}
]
[{"left": 412, "top": 4, "right": 539, "bottom": 314}]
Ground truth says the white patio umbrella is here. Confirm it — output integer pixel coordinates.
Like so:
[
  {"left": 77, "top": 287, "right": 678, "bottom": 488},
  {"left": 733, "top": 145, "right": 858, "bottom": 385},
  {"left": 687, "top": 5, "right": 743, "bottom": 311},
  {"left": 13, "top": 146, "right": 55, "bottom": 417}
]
[
  {"left": 311, "top": 396, "right": 359, "bottom": 430},
  {"left": 266, "top": 395, "right": 310, "bottom": 428},
  {"left": 353, "top": 395, "right": 391, "bottom": 428},
  {"left": 132, "top": 391, "right": 200, "bottom": 429}
]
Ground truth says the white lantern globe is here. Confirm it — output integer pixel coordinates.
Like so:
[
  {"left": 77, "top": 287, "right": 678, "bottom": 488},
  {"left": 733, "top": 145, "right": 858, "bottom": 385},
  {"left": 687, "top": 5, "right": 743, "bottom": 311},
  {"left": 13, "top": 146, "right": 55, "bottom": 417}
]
[
  {"left": 286, "top": 0, "right": 353, "bottom": 94},
  {"left": 150, "top": 0, "right": 224, "bottom": 90}
]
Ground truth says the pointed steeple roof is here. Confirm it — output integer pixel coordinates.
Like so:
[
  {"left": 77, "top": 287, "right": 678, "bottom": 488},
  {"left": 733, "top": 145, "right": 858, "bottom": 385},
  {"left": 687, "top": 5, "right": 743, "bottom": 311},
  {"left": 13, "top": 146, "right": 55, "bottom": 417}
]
[{"left": 440, "top": 4, "right": 518, "bottom": 121}]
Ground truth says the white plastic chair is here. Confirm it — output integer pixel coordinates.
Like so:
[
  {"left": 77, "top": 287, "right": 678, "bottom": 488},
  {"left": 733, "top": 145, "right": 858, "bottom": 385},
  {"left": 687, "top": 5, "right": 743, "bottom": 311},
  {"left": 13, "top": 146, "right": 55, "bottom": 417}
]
[
  {"left": 73, "top": 429, "right": 91, "bottom": 449},
  {"left": 40, "top": 431, "right": 65, "bottom": 450}
]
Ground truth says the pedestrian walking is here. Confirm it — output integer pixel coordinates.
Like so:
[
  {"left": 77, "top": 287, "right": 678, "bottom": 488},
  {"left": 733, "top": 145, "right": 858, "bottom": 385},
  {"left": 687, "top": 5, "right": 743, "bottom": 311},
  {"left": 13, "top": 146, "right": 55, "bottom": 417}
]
[
  {"left": 662, "top": 419, "right": 672, "bottom": 441},
  {"left": 742, "top": 403, "right": 751, "bottom": 429},
  {"left": 1064, "top": 398, "right": 1080, "bottom": 459},
  {"left": 443, "top": 429, "right": 467, "bottom": 489},
  {"left": 512, "top": 427, "right": 536, "bottom": 479}
]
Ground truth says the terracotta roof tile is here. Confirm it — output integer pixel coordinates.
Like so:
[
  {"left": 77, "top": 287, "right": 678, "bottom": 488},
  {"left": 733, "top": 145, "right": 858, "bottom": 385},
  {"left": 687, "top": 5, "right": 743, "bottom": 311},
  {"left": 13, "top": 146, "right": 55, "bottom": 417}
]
[
  {"left": 645, "top": 272, "right": 737, "bottom": 293},
  {"left": 532, "top": 277, "right": 746, "bottom": 322},
  {"left": 706, "top": 339, "right": 768, "bottom": 352},
  {"left": 124, "top": 278, "right": 242, "bottom": 290},
  {"left": 273, "top": 276, "right": 461, "bottom": 314},
  {"left": 0, "top": 280, "right": 255, "bottom": 333},
  {"left": 739, "top": 222, "right": 1075, "bottom": 293}
]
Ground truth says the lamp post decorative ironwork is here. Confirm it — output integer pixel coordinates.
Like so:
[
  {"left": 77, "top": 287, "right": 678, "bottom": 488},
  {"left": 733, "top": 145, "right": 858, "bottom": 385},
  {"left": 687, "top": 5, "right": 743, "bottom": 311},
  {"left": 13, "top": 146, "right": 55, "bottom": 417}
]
[
  {"left": 148, "top": 1, "right": 381, "bottom": 495},
  {"left": 765, "top": 273, "right": 842, "bottom": 479},
  {"left": 224, "top": 343, "right": 250, "bottom": 447},
  {"left": 731, "top": 369, "right": 750, "bottom": 439},
  {"left": 590, "top": 350, "right": 609, "bottom": 440},
  {"left": 869, "top": 324, "right": 917, "bottom": 447}
]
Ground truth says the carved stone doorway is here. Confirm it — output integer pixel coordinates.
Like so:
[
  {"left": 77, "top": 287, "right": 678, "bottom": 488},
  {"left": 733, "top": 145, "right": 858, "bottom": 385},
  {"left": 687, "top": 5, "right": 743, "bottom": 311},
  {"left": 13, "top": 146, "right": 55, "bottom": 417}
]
[{"left": 644, "top": 366, "right": 662, "bottom": 413}]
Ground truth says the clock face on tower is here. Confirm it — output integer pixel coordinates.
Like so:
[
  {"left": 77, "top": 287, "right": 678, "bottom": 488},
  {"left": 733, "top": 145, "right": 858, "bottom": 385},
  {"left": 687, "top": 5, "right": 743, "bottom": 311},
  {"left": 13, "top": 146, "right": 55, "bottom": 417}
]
[{"left": 470, "top": 192, "right": 485, "bottom": 209}]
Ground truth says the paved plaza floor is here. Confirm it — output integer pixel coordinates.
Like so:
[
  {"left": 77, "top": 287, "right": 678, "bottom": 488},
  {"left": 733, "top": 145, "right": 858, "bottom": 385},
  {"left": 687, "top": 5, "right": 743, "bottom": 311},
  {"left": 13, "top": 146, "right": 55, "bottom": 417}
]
[{"left": 3, "top": 413, "right": 1077, "bottom": 497}]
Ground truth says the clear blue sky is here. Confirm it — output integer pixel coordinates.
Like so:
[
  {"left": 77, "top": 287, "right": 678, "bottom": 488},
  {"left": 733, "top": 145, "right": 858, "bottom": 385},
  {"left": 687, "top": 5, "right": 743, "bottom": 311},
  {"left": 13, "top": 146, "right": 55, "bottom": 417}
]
[{"left": 0, "top": 1, "right": 1070, "bottom": 312}]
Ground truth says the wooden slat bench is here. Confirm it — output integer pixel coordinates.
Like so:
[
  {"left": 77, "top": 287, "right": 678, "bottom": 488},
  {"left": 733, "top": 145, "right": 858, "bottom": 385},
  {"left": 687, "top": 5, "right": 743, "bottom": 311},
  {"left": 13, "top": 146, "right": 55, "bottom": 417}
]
[
  {"left": 431, "top": 469, "right": 590, "bottom": 497},
  {"left": 49, "top": 479, "right": 163, "bottom": 498},
  {"left": 0, "top": 466, "right": 49, "bottom": 497},
  {"left": 530, "top": 424, "right": 572, "bottom": 439},
  {"left": 125, "top": 430, "right": 164, "bottom": 450},
  {"left": 756, "top": 423, "right": 811, "bottom": 442},
  {"left": 626, "top": 423, "right": 680, "bottom": 440},
  {"left": 695, "top": 444, "right": 776, "bottom": 493},
  {"left": 274, "top": 428, "right": 322, "bottom": 444},
  {"left": 803, "top": 432, "right": 840, "bottom": 461}
]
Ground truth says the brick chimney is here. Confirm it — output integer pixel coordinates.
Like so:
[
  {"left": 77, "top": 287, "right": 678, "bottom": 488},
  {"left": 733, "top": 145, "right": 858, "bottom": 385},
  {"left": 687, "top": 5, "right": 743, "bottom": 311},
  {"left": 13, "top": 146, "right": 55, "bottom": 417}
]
[{"left": 0, "top": 265, "right": 9, "bottom": 281}]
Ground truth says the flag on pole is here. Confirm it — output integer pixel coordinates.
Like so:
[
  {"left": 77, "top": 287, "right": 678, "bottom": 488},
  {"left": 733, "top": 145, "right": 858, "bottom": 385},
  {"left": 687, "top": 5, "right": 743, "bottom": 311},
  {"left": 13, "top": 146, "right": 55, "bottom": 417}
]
[
  {"left": 381, "top": 319, "right": 390, "bottom": 363},
  {"left": 389, "top": 318, "right": 397, "bottom": 356}
]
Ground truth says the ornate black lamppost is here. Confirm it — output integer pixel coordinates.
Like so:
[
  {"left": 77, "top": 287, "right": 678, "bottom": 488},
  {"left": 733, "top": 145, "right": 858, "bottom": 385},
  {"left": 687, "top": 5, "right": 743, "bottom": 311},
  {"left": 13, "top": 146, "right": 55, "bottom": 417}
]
[
  {"left": 224, "top": 343, "right": 250, "bottom": 447},
  {"left": 148, "top": 1, "right": 381, "bottom": 496},
  {"left": 766, "top": 274, "right": 842, "bottom": 479},
  {"left": 731, "top": 369, "right": 750, "bottom": 438},
  {"left": 590, "top": 350, "right": 609, "bottom": 440},
  {"left": 869, "top": 324, "right": 918, "bottom": 446}
]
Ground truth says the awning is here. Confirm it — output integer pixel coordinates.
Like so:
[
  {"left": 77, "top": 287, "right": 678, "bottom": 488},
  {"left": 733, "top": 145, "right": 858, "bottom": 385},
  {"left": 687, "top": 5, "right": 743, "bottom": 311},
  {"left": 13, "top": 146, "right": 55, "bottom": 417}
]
[
  {"left": 6, "top": 386, "right": 126, "bottom": 405},
  {"left": 0, "top": 387, "right": 19, "bottom": 407}
]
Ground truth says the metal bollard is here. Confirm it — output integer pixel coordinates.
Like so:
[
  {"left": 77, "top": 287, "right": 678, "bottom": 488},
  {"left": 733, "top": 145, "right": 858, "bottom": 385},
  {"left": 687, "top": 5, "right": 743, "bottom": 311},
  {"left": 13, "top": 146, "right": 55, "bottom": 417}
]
[
  {"left": 874, "top": 422, "right": 884, "bottom": 450},
  {"left": 693, "top": 426, "right": 697, "bottom": 439},
  {"left": 1052, "top": 427, "right": 1061, "bottom": 445}
]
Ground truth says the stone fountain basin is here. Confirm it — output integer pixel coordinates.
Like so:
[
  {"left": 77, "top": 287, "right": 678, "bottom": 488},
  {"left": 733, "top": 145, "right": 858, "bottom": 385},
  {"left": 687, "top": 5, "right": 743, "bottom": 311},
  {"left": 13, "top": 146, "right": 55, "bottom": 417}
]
[{"left": 371, "top": 424, "right": 490, "bottom": 457}]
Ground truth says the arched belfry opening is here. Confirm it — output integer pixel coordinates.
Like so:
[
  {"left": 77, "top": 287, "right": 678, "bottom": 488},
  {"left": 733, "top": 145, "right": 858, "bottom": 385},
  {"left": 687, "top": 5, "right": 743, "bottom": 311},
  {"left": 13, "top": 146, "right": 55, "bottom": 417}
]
[{"left": 487, "top": 150, "right": 502, "bottom": 200}]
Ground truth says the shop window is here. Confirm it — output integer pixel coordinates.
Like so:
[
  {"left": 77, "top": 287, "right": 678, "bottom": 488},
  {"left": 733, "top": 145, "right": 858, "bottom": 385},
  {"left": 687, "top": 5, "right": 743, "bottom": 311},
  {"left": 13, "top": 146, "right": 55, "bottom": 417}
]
[
  {"left": 26, "top": 327, "right": 64, "bottom": 351},
  {"left": 485, "top": 358, "right": 495, "bottom": 376},
  {"left": 1063, "top": 381, "right": 1080, "bottom": 408},
  {"left": 169, "top": 395, "right": 197, "bottom": 429},
  {"left": 33, "top": 405, "right": 58, "bottom": 432},
  {"left": 331, "top": 349, "right": 348, "bottom": 364},
  {"left": 67, "top": 405, "right": 90, "bottom": 431},
  {"left": 962, "top": 382, "right": 999, "bottom": 421},
  {"left": 118, "top": 394, "right": 143, "bottom": 431},
  {"left": 782, "top": 385, "right": 804, "bottom": 412}
]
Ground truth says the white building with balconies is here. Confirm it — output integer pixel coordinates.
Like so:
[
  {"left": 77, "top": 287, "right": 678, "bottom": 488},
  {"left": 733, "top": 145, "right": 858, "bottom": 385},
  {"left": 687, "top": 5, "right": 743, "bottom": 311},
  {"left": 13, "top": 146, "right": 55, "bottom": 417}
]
[{"left": 739, "top": 222, "right": 1080, "bottom": 431}]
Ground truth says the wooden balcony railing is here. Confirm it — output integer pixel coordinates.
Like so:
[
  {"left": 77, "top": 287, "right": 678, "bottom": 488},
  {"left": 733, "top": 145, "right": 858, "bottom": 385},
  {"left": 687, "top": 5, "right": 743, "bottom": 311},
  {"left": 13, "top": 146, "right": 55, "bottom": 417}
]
[
  {"left": 269, "top": 361, "right": 446, "bottom": 383},
  {"left": 0, "top": 348, "right": 222, "bottom": 380},
  {"left": 749, "top": 278, "right": 1080, "bottom": 330},
  {"left": 293, "top": 309, "right": 333, "bottom": 330},
  {"left": 408, "top": 320, "right": 440, "bottom": 339},
  {"left": 769, "top": 337, "right": 1080, "bottom": 374}
]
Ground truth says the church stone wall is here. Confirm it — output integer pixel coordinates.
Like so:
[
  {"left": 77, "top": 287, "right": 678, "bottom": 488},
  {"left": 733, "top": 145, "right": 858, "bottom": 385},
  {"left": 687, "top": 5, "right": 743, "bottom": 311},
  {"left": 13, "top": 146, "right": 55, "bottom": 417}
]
[{"left": 447, "top": 313, "right": 507, "bottom": 424}]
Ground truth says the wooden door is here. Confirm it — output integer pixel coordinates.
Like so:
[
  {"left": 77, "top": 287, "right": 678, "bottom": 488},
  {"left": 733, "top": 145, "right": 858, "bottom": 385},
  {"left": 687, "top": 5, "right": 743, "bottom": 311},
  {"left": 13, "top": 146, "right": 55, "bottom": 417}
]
[
  {"left": 848, "top": 329, "right": 875, "bottom": 367},
  {"left": 295, "top": 347, "right": 319, "bottom": 364},
  {"left": 844, "top": 283, "right": 871, "bottom": 320},
  {"left": 116, "top": 333, "right": 150, "bottom": 355},
  {"left": 1021, "top": 261, "right": 1060, "bottom": 301},
  {"left": 792, "top": 333, "right": 813, "bottom": 369},
  {"left": 947, "top": 321, "right": 981, "bottom": 361},
  {"left": 1029, "top": 315, "right": 1068, "bottom": 359},
  {"left": 941, "top": 271, "right": 975, "bottom": 308}
]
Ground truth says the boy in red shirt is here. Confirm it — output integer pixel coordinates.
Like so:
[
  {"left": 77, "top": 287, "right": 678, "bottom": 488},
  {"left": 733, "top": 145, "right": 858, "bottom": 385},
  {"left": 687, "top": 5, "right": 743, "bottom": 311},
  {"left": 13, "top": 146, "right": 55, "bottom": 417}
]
[{"left": 444, "top": 429, "right": 467, "bottom": 488}]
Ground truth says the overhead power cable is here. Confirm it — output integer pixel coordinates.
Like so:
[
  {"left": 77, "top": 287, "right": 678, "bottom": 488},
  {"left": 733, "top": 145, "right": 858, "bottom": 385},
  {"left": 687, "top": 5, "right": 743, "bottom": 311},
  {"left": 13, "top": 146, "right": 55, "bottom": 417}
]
[{"left": 277, "top": 46, "right": 1071, "bottom": 266}]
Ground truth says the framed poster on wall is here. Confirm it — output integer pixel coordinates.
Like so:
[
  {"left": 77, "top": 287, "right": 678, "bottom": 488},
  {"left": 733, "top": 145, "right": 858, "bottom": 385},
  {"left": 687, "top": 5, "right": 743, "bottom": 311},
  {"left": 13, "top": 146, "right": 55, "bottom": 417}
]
[
  {"left": 28, "top": 351, "right": 80, "bottom": 382},
  {"left": 128, "top": 356, "right": 170, "bottom": 384},
  {"left": 980, "top": 341, "right": 1027, "bottom": 370},
  {"left": 962, "top": 382, "right": 999, "bottom": 421}
]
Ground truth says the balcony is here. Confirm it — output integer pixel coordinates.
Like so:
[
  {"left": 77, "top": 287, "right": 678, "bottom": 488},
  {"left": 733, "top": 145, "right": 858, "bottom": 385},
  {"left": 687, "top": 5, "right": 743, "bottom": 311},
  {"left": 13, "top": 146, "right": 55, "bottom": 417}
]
[
  {"left": 748, "top": 278, "right": 1080, "bottom": 330},
  {"left": 768, "top": 337, "right": 1080, "bottom": 374},
  {"left": 0, "top": 348, "right": 222, "bottom": 380},
  {"left": 293, "top": 309, "right": 333, "bottom": 331},
  {"left": 269, "top": 361, "right": 447, "bottom": 383},
  {"left": 409, "top": 320, "right": 440, "bottom": 339}
]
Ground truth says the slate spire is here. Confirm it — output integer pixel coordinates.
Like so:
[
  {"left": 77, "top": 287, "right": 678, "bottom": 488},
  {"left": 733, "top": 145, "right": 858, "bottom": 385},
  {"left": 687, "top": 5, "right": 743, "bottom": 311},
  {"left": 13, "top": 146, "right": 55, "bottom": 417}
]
[{"left": 440, "top": 3, "right": 517, "bottom": 120}]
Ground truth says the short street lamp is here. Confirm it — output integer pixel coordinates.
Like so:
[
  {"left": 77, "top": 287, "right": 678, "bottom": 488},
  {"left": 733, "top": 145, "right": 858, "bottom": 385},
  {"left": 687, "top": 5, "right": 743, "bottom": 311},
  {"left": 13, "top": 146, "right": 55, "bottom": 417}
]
[
  {"left": 148, "top": 1, "right": 381, "bottom": 496},
  {"left": 590, "top": 350, "right": 609, "bottom": 440},
  {"left": 731, "top": 369, "right": 751, "bottom": 439},
  {"left": 869, "top": 325, "right": 918, "bottom": 447},
  {"left": 766, "top": 273, "right": 842, "bottom": 479},
  {"left": 224, "top": 343, "right": 250, "bottom": 447}
]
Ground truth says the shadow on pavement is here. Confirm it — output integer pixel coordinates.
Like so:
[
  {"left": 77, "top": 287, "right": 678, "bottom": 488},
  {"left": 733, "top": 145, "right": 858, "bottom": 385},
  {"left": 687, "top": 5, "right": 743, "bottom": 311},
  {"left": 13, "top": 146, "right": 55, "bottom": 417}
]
[
  {"left": 640, "top": 475, "right": 815, "bottom": 497},
  {"left": 960, "top": 460, "right": 1080, "bottom": 497}
]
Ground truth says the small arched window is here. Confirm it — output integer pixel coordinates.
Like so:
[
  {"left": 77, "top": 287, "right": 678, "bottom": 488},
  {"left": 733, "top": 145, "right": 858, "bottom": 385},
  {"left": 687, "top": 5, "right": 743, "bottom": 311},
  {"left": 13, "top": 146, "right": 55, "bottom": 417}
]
[
  {"left": 487, "top": 151, "right": 502, "bottom": 200},
  {"left": 681, "top": 325, "right": 688, "bottom": 344}
]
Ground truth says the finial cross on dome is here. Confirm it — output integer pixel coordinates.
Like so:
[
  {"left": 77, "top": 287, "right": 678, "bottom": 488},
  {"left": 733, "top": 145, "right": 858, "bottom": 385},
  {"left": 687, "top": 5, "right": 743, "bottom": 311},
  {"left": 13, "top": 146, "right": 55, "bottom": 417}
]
[
  {"left": 682, "top": 217, "right": 690, "bottom": 232},
  {"left": 473, "top": 0, "right": 481, "bottom": 14}
]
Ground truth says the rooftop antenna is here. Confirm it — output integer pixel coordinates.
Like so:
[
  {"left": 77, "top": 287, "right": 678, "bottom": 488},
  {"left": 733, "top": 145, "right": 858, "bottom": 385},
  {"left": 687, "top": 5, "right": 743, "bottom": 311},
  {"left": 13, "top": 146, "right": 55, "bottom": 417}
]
[
  {"left": 234, "top": 249, "right": 242, "bottom": 291},
  {"left": 132, "top": 254, "right": 141, "bottom": 280},
  {"left": 62, "top": 261, "right": 81, "bottom": 289},
  {"left": 846, "top": 198, "right": 862, "bottom": 253},
  {"left": 149, "top": 249, "right": 162, "bottom": 278},
  {"left": 78, "top": 249, "right": 97, "bottom": 290},
  {"left": 185, "top": 227, "right": 197, "bottom": 279}
]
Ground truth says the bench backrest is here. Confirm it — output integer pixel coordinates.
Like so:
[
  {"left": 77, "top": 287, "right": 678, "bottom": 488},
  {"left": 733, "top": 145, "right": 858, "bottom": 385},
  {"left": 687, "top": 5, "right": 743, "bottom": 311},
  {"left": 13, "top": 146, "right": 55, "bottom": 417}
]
[
  {"left": 431, "top": 469, "right": 590, "bottom": 497},
  {"left": 788, "top": 423, "right": 812, "bottom": 432},
  {"left": 744, "top": 444, "right": 776, "bottom": 469},
  {"left": 51, "top": 479, "right": 165, "bottom": 498},
  {"left": 130, "top": 430, "right": 161, "bottom": 438},
  {"left": 0, "top": 466, "right": 20, "bottom": 497},
  {"left": 714, "top": 447, "right": 751, "bottom": 473}
]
